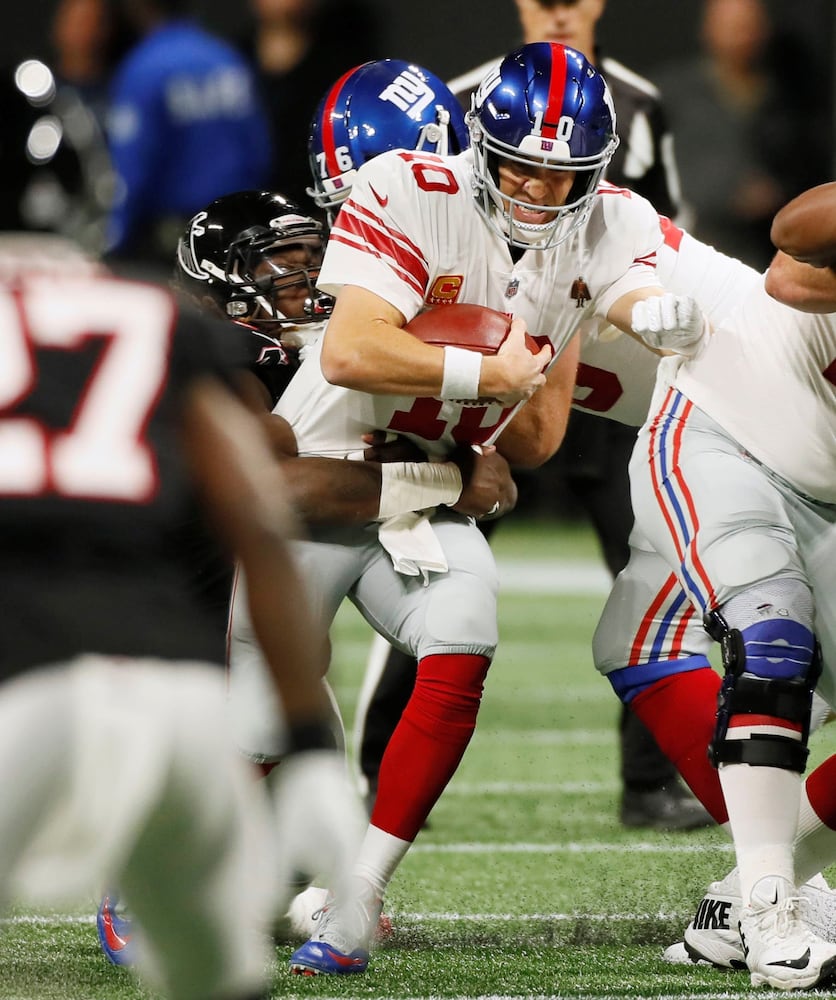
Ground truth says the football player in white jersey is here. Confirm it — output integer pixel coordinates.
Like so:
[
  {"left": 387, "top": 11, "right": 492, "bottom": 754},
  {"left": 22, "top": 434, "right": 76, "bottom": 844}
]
[
  {"left": 94, "top": 185, "right": 517, "bottom": 967},
  {"left": 596, "top": 182, "right": 836, "bottom": 989},
  {"left": 245, "top": 42, "right": 712, "bottom": 976}
]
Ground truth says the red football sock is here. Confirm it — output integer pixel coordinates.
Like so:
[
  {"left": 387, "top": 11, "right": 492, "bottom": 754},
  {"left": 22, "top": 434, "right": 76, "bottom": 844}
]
[
  {"left": 370, "top": 653, "right": 490, "bottom": 841},
  {"left": 803, "top": 754, "right": 836, "bottom": 829},
  {"left": 631, "top": 667, "right": 728, "bottom": 824}
]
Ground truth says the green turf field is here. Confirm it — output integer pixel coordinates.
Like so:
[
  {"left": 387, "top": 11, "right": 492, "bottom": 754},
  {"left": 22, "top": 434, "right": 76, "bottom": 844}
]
[{"left": 3, "top": 518, "right": 835, "bottom": 999}]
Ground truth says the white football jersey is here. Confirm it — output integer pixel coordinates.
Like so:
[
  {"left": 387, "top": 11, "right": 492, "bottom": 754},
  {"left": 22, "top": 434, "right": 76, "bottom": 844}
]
[
  {"left": 574, "top": 216, "right": 761, "bottom": 427},
  {"left": 321, "top": 150, "right": 663, "bottom": 349},
  {"left": 284, "top": 152, "right": 767, "bottom": 453},
  {"left": 287, "top": 151, "right": 664, "bottom": 456},
  {"left": 674, "top": 282, "right": 836, "bottom": 503}
]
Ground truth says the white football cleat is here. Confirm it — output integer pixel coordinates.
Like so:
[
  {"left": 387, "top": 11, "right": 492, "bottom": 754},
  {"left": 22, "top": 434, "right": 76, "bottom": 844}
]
[
  {"left": 683, "top": 868, "right": 747, "bottom": 969},
  {"left": 661, "top": 941, "right": 713, "bottom": 965},
  {"left": 740, "top": 875, "right": 836, "bottom": 990},
  {"left": 290, "top": 877, "right": 383, "bottom": 975},
  {"left": 283, "top": 883, "right": 392, "bottom": 944},
  {"left": 669, "top": 869, "right": 836, "bottom": 970},
  {"left": 286, "top": 886, "right": 329, "bottom": 939}
]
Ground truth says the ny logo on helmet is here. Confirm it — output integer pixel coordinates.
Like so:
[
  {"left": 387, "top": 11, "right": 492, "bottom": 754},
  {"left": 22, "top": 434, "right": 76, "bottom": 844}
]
[{"left": 379, "top": 70, "right": 435, "bottom": 121}]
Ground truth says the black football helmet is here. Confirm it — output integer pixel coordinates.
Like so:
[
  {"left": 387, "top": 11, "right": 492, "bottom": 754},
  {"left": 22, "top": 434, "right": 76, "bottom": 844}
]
[
  {"left": 174, "top": 190, "right": 334, "bottom": 329},
  {"left": 0, "top": 59, "right": 113, "bottom": 252}
]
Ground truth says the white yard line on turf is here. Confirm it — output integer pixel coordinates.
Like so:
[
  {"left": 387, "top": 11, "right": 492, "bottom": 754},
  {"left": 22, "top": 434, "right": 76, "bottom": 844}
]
[
  {"left": 309, "top": 994, "right": 756, "bottom": 1000},
  {"left": 0, "top": 910, "right": 695, "bottom": 925},
  {"left": 409, "top": 841, "right": 733, "bottom": 854}
]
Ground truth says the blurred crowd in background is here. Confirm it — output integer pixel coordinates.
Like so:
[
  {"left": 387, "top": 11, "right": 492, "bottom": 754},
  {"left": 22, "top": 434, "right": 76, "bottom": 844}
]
[{"left": 4, "top": 0, "right": 834, "bottom": 520}]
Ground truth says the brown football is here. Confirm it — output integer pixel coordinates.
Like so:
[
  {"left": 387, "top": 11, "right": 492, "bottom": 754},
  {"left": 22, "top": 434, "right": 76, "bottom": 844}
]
[
  {"left": 404, "top": 304, "right": 548, "bottom": 415},
  {"left": 405, "top": 304, "right": 519, "bottom": 355}
]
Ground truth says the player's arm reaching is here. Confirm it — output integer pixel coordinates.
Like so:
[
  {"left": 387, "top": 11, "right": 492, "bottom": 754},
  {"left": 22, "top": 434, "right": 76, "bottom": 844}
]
[
  {"left": 608, "top": 288, "right": 710, "bottom": 358},
  {"left": 277, "top": 432, "right": 518, "bottom": 523},
  {"left": 233, "top": 362, "right": 517, "bottom": 522},
  {"left": 765, "top": 182, "right": 836, "bottom": 312},
  {"left": 320, "top": 284, "right": 551, "bottom": 406}
]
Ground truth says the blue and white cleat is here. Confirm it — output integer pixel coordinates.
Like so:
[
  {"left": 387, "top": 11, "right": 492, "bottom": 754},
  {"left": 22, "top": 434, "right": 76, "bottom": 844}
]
[
  {"left": 289, "top": 938, "right": 370, "bottom": 975},
  {"left": 96, "top": 893, "right": 137, "bottom": 967},
  {"left": 289, "top": 878, "right": 382, "bottom": 976}
]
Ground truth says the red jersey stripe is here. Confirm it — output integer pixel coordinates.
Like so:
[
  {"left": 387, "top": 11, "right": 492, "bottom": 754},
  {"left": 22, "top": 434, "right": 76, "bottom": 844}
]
[{"left": 319, "top": 66, "right": 359, "bottom": 178}]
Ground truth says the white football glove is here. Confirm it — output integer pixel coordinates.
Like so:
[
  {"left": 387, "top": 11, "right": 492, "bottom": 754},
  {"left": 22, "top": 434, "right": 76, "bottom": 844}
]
[
  {"left": 269, "top": 749, "right": 366, "bottom": 915},
  {"left": 631, "top": 293, "right": 709, "bottom": 357}
]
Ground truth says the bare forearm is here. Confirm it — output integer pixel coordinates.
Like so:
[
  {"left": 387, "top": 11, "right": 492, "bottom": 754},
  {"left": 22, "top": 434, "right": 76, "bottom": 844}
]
[
  {"left": 764, "top": 251, "right": 836, "bottom": 312},
  {"left": 497, "top": 337, "right": 579, "bottom": 468},
  {"left": 282, "top": 457, "right": 383, "bottom": 523}
]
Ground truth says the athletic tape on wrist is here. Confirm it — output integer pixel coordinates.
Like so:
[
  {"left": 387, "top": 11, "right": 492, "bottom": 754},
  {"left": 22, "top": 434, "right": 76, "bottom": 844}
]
[
  {"left": 378, "top": 461, "right": 464, "bottom": 520},
  {"left": 440, "top": 345, "right": 482, "bottom": 401}
]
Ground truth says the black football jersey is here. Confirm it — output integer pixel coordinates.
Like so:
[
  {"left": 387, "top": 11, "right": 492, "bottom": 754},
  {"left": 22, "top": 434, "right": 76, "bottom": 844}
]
[
  {"left": 0, "top": 272, "right": 246, "bottom": 678},
  {"left": 162, "top": 318, "right": 300, "bottom": 638},
  {"left": 230, "top": 320, "right": 299, "bottom": 408}
]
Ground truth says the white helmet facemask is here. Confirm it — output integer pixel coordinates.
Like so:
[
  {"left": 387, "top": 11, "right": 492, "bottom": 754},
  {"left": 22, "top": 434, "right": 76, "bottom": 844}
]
[{"left": 468, "top": 114, "right": 618, "bottom": 251}]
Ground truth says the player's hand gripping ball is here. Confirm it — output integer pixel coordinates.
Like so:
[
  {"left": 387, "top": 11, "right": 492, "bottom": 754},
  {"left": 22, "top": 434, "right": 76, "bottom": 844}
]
[
  {"left": 405, "top": 303, "right": 536, "bottom": 354},
  {"left": 405, "top": 304, "right": 544, "bottom": 406}
]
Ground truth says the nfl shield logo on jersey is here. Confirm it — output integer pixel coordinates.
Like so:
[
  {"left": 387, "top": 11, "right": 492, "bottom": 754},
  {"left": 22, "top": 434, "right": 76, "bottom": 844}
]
[{"left": 504, "top": 278, "right": 520, "bottom": 300}]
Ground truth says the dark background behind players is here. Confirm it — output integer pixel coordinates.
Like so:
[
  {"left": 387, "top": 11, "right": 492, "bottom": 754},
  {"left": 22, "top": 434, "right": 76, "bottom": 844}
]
[
  {"left": 233, "top": 0, "right": 382, "bottom": 209},
  {"left": 7, "top": 0, "right": 833, "bottom": 161}
]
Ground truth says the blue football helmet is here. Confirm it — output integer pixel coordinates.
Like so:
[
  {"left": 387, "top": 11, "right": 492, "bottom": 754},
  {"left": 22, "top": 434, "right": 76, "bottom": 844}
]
[
  {"left": 468, "top": 42, "right": 619, "bottom": 250},
  {"left": 307, "top": 59, "right": 469, "bottom": 219}
]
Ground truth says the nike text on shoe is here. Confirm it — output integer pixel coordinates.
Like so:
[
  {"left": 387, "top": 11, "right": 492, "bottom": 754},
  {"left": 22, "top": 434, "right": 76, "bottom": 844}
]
[
  {"left": 289, "top": 878, "right": 383, "bottom": 976},
  {"left": 682, "top": 875, "right": 747, "bottom": 969},
  {"left": 96, "top": 893, "right": 136, "bottom": 967},
  {"left": 740, "top": 875, "right": 836, "bottom": 990},
  {"left": 674, "top": 869, "right": 836, "bottom": 972}
]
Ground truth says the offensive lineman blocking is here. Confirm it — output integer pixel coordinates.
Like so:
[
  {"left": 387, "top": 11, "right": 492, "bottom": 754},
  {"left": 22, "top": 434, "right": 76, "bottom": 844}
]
[{"left": 597, "top": 184, "right": 836, "bottom": 989}]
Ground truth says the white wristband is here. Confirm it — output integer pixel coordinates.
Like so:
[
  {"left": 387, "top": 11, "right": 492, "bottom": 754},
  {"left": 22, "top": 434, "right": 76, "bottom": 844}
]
[
  {"left": 440, "top": 346, "right": 482, "bottom": 401},
  {"left": 378, "top": 461, "right": 464, "bottom": 520}
]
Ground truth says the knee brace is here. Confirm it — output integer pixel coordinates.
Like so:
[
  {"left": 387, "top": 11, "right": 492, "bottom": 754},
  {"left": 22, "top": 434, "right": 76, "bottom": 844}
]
[{"left": 705, "top": 608, "right": 821, "bottom": 772}]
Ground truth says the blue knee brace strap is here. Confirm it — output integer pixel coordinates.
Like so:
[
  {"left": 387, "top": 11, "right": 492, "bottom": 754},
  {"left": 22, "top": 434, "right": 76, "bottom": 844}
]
[
  {"left": 736, "top": 618, "right": 817, "bottom": 679},
  {"left": 705, "top": 610, "right": 821, "bottom": 771}
]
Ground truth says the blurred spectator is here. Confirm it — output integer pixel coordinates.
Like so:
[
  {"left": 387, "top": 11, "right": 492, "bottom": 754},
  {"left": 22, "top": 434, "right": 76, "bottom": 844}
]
[
  {"left": 237, "top": 0, "right": 381, "bottom": 209},
  {"left": 654, "top": 0, "right": 828, "bottom": 270},
  {"left": 104, "top": 0, "right": 273, "bottom": 270},
  {"left": 49, "top": 0, "right": 136, "bottom": 127}
]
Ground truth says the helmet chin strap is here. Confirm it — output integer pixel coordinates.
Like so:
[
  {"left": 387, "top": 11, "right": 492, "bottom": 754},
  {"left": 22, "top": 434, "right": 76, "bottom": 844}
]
[
  {"left": 487, "top": 190, "right": 555, "bottom": 249},
  {"left": 501, "top": 212, "right": 555, "bottom": 247},
  {"left": 416, "top": 107, "right": 452, "bottom": 155}
]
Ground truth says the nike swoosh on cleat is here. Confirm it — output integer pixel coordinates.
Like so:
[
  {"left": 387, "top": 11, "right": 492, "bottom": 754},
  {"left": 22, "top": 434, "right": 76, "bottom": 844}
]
[
  {"left": 333, "top": 952, "right": 365, "bottom": 967},
  {"left": 101, "top": 908, "right": 130, "bottom": 952},
  {"left": 767, "top": 948, "right": 811, "bottom": 970}
]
